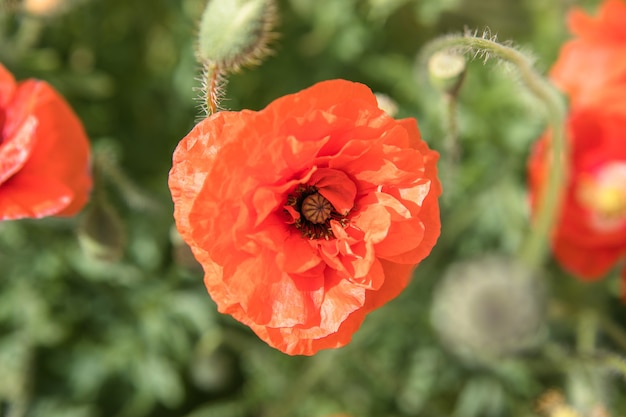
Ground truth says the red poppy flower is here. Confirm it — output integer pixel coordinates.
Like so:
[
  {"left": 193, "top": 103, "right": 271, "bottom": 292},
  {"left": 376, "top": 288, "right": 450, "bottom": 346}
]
[
  {"left": 550, "top": 0, "right": 626, "bottom": 106},
  {"left": 0, "top": 64, "right": 92, "bottom": 220},
  {"left": 169, "top": 79, "right": 441, "bottom": 355},
  {"left": 528, "top": 88, "right": 626, "bottom": 296}
]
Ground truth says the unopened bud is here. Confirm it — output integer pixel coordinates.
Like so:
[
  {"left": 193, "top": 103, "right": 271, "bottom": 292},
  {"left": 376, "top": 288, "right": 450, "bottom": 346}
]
[
  {"left": 431, "top": 256, "right": 546, "bottom": 363},
  {"left": 428, "top": 50, "right": 466, "bottom": 96},
  {"left": 196, "top": 0, "right": 277, "bottom": 71},
  {"left": 77, "top": 198, "right": 125, "bottom": 262}
]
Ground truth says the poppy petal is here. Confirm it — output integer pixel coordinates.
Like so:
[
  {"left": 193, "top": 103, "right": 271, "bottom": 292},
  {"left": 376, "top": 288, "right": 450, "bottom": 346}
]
[
  {"left": 0, "top": 116, "right": 38, "bottom": 185},
  {"left": 169, "top": 79, "right": 440, "bottom": 355},
  {"left": 0, "top": 173, "right": 73, "bottom": 220}
]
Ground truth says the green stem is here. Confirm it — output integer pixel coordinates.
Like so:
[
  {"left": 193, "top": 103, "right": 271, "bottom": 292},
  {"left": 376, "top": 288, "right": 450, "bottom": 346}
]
[
  {"left": 441, "top": 94, "right": 460, "bottom": 201},
  {"left": 203, "top": 63, "right": 223, "bottom": 116},
  {"left": 422, "top": 34, "right": 568, "bottom": 269},
  {"left": 576, "top": 310, "right": 597, "bottom": 356}
]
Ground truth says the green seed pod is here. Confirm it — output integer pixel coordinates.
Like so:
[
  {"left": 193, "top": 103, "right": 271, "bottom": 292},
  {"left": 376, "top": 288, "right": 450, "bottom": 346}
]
[{"left": 196, "top": 0, "right": 277, "bottom": 71}]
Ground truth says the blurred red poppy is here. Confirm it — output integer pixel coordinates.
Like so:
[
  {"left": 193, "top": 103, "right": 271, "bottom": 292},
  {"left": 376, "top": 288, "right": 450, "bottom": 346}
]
[
  {"left": 0, "top": 64, "right": 92, "bottom": 220},
  {"left": 550, "top": 0, "right": 626, "bottom": 106},
  {"left": 528, "top": 88, "right": 626, "bottom": 296},
  {"left": 530, "top": 0, "right": 626, "bottom": 298},
  {"left": 169, "top": 79, "right": 441, "bottom": 355}
]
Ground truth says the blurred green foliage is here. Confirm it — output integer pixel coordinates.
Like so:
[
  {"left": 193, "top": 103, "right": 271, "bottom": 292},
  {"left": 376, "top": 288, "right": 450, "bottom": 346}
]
[{"left": 1, "top": 0, "right": 625, "bottom": 416}]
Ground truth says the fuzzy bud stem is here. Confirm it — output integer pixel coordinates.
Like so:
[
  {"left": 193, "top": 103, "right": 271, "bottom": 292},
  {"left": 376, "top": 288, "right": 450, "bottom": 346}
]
[
  {"left": 421, "top": 34, "right": 568, "bottom": 270},
  {"left": 195, "top": 0, "right": 277, "bottom": 116}
]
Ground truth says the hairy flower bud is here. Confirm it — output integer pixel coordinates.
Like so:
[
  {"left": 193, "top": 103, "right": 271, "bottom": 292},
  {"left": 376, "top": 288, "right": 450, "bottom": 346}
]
[
  {"left": 196, "top": 0, "right": 277, "bottom": 71},
  {"left": 428, "top": 50, "right": 466, "bottom": 96},
  {"left": 195, "top": 0, "right": 277, "bottom": 115},
  {"left": 431, "top": 256, "right": 546, "bottom": 362}
]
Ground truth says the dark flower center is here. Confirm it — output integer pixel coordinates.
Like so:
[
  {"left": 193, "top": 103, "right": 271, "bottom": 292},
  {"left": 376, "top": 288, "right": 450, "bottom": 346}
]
[
  {"left": 301, "top": 193, "right": 332, "bottom": 224},
  {"left": 285, "top": 185, "right": 349, "bottom": 240}
]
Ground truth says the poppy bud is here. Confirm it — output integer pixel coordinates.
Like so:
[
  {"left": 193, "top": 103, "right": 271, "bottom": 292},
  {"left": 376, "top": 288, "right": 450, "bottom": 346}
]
[
  {"left": 428, "top": 50, "right": 466, "bottom": 97},
  {"left": 196, "top": 0, "right": 277, "bottom": 71},
  {"left": 77, "top": 197, "right": 125, "bottom": 262},
  {"left": 431, "top": 255, "right": 546, "bottom": 363}
]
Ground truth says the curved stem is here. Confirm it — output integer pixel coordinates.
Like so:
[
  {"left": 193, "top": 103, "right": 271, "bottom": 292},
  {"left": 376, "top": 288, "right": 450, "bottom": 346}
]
[{"left": 422, "top": 35, "right": 568, "bottom": 269}]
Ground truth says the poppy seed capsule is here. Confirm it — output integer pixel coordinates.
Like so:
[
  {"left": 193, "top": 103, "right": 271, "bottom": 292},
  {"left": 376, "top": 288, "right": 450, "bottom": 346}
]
[{"left": 301, "top": 193, "right": 332, "bottom": 224}]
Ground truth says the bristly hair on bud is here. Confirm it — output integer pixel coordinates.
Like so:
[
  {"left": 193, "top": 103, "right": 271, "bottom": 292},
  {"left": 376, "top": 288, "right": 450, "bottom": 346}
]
[
  {"left": 196, "top": 63, "right": 228, "bottom": 116},
  {"left": 195, "top": 0, "right": 278, "bottom": 115}
]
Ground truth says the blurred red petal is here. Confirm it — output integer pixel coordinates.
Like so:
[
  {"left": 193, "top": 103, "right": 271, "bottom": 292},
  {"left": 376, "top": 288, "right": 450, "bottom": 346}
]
[
  {"left": 0, "top": 65, "right": 91, "bottom": 220},
  {"left": 0, "top": 116, "right": 37, "bottom": 185},
  {"left": 0, "top": 173, "right": 73, "bottom": 220}
]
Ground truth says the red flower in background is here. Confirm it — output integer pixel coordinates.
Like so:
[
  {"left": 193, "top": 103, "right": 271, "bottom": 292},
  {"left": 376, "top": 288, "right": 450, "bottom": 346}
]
[
  {"left": 169, "top": 79, "right": 441, "bottom": 355},
  {"left": 0, "top": 64, "right": 92, "bottom": 220},
  {"left": 550, "top": 0, "right": 626, "bottom": 106},
  {"left": 529, "top": 0, "right": 626, "bottom": 299},
  {"left": 529, "top": 91, "right": 626, "bottom": 289}
]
